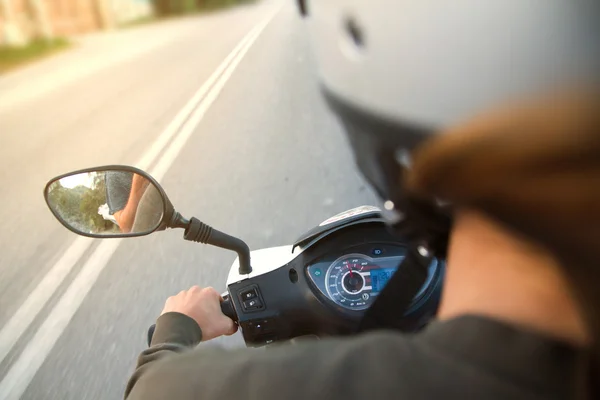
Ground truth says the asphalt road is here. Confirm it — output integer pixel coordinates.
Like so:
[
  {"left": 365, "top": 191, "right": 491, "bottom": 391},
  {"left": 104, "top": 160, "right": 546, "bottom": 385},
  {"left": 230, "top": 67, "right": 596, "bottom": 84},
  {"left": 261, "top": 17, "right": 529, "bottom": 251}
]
[{"left": 0, "top": 1, "right": 377, "bottom": 398}]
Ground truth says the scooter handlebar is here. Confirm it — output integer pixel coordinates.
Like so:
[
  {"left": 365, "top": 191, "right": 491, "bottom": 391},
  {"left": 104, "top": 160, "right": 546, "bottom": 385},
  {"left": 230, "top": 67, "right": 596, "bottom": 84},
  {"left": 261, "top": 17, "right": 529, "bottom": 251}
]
[
  {"left": 146, "top": 292, "right": 238, "bottom": 347},
  {"left": 220, "top": 293, "right": 237, "bottom": 321}
]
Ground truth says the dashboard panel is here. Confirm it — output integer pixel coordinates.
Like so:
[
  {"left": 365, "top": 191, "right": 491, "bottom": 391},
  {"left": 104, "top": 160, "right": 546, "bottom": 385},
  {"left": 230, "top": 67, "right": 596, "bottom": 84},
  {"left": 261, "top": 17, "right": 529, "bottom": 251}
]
[
  {"left": 306, "top": 244, "right": 440, "bottom": 313},
  {"left": 227, "top": 222, "right": 445, "bottom": 347}
]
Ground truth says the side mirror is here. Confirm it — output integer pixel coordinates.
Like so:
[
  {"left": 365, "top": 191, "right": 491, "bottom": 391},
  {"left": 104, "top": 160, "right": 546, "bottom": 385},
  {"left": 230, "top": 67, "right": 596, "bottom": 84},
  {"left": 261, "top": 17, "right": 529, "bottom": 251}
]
[
  {"left": 44, "top": 166, "right": 174, "bottom": 238},
  {"left": 44, "top": 165, "right": 252, "bottom": 273}
]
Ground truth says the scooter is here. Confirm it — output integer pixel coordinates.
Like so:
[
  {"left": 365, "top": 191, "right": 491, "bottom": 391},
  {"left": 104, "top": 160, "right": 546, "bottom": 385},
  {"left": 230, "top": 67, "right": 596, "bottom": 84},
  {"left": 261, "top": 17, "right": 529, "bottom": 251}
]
[{"left": 44, "top": 165, "right": 444, "bottom": 347}]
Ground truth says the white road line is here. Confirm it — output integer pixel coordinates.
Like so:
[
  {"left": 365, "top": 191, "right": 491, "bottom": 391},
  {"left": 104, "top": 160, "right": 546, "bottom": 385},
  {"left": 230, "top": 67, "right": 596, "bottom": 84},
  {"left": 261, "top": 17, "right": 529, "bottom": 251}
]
[
  {"left": 0, "top": 8, "right": 279, "bottom": 399},
  {"left": 135, "top": 15, "right": 261, "bottom": 172},
  {"left": 0, "top": 3, "right": 264, "bottom": 373},
  {"left": 0, "top": 236, "right": 93, "bottom": 365},
  {"left": 150, "top": 11, "right": 274, "bottom": 182}
]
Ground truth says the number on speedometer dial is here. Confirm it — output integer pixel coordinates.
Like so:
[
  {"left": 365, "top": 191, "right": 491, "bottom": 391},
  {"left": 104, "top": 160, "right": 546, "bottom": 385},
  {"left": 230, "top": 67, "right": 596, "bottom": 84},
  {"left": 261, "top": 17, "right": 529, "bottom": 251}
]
[{"left": 325, "top": 254, "right": 375, "bottom": 310}]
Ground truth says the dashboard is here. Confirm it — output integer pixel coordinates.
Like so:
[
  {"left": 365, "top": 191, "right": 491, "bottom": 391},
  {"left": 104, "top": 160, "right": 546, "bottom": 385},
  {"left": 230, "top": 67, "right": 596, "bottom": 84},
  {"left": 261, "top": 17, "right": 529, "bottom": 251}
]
[
  {"left": 226, "top": 222, "right": 445, "bottom": 347},
  {"left": 306, "top": 244, "right": 440, "bottom": 312}
]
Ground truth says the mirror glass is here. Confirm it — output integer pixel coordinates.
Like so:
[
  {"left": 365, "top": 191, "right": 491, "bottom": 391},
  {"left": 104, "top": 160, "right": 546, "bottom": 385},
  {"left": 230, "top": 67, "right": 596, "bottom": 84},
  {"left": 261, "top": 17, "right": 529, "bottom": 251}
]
[{"left": 45, "top": 169, "right": 165, "bottom": 236}]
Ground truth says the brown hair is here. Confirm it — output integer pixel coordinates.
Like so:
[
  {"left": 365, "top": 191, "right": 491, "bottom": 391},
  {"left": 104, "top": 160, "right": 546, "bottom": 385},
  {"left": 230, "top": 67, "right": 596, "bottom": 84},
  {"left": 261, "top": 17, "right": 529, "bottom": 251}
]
[{"left": 405, "top": 91, "right": 600, "bottom": 398}]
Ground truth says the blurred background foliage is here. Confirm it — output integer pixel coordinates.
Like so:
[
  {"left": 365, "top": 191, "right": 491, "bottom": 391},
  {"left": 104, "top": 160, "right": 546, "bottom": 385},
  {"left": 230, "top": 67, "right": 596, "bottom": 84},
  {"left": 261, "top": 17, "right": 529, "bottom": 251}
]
[
  {"left": 47, "top": 174, "right": 118, "bottom": 234},
  {"left": 0, "top": 37, "right": 68, "bottom": 73},
  {"left": 152, "top": 0, "right": 254, "bottom": 17},
  {"left": 0, "top": 0, "right": 256, "bottom": 72}
]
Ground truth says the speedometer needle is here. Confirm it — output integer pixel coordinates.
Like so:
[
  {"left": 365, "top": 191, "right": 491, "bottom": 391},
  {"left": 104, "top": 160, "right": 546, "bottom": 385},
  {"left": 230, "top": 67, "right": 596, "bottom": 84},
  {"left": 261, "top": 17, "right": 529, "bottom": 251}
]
[{"left": 348, "top": 265, "right": 354, "bottom": 277}]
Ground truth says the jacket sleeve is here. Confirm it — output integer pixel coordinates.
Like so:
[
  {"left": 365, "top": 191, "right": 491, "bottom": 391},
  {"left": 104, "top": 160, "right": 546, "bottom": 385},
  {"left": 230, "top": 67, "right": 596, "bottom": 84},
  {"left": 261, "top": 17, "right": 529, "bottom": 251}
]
[
  {"left": 123, "top": 328, "right": 424, "bottom": 400},
  {"left": 124, "top": 312, "right": 202, "bottom": 399},
  {"left": 124, "top": 316, "right": 567, "bottom": 400}
]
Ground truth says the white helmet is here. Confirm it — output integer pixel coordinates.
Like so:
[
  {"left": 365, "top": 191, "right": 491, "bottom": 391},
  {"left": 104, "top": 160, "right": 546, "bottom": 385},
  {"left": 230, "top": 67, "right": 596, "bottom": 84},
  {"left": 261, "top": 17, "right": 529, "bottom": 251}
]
[{"left": 301, "top": 0, "right": 600, "bottom": 209}]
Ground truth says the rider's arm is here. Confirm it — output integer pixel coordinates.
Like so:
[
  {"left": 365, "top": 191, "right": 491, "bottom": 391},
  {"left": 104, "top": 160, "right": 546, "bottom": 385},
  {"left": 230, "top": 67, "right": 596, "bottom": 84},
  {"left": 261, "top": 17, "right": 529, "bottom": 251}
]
[
  {"left": 125, "top": 286, "right": 235, "bottom": 399},
  {"left": 124, "top": 312, "right": 201, "bottom": 398},
  {"left": 124, "top": 284, "right": 579, "bottom": 400},
  {"left": 124, "top": 313, "right": 574, "bottom": 400},
  {"left": 117, "top": 174, "right": 151, "bottom": 233},
  {"left": 125, "top": 308, "right": 421, "bottom": 400}
]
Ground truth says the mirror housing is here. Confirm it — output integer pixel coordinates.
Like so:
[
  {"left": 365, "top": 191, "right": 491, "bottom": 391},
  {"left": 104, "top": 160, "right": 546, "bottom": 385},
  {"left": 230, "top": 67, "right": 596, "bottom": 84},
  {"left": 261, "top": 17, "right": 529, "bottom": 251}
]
[
  {"left": 44, "top": 165, "right": 176, "bottom": 238},
  {"left": 44, "top": 165, "right": 252, "bottom": 274}
]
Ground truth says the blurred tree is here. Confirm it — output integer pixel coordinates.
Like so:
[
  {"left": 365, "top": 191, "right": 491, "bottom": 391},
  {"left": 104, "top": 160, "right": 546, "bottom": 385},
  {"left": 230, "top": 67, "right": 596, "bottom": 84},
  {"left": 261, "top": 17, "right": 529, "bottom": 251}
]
[
  {"left": 79, "top": 175, "right": 115, "bottom": 233},
  {"left": 47, "top": 174, "right": 118, "bottom": 234},
  {"left": 0, "top": 0, "right": 27, "bottom": 46},
  {"left": 152, "top": 0, "right": 247, "bottom": 17},
  {"left": 26, "top": 0, "right": 53, "bottom": 40},
  {"left": 94, "top": 0, "right": 116, "bottom": 30},
  {"left": 47, "top": 183, "right": 87, "bottom": 231}
]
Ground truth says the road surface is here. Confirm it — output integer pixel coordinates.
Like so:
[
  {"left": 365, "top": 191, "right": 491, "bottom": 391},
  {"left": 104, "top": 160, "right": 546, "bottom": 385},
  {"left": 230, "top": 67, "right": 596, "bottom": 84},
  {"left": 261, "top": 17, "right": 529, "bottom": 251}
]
[{"left": 0, "top": 1, "right": 377, "bottom": 399}]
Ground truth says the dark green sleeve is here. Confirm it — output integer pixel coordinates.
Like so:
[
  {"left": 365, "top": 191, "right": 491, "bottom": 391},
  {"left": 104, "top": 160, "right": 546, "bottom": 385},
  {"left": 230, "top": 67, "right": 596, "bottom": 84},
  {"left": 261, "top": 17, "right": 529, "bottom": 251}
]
[
  {"left": 124, "top": 316, "right": 576, "bottom": 400},
  {"left": 124, "top": 328, "right": 422, "bottom": 400},
  {"left": 124, "top": 312, "right": 201, "bottom": 399}
]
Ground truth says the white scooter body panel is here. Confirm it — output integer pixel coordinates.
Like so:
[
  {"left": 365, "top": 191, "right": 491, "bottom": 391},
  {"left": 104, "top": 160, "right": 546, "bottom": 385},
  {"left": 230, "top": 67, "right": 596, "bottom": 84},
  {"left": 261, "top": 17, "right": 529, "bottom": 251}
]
[{"left": 226, "top": 245, "right": 302, "bottom": 286}]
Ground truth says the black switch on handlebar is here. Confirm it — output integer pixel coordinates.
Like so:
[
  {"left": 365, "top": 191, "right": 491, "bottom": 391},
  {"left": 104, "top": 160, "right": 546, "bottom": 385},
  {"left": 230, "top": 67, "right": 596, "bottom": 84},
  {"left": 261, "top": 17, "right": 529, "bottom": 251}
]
[
  {"left": 241, "top": 289, "right": 257, "bottom": 300},
  {"left": 243, "top": 298, "right": 262, "bottom": 309},
  {"left": 238, "top": 285, "right": 265, "bottom": 312}
]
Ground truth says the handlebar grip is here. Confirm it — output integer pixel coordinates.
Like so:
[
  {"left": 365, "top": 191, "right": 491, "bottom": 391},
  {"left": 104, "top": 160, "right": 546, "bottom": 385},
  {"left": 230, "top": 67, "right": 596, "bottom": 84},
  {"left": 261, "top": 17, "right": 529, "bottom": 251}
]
[
  {"left": 146, "top": 293, "right": 237, "bottom": 347},
  {"left": 221, "top": 294, "right": 237, "bottom": 321},
  {"left": 147, "top": 324, "right": 156, "bottom": 347}
]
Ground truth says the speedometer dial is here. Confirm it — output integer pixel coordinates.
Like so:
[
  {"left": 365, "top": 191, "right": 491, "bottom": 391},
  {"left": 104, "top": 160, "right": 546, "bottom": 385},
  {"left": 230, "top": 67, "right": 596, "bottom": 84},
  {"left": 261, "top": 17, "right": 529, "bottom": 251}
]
[
  {"left": 325, "top": 254, "right": 373, "bottom": 310},
  {"left": 306, "top": 245, "right": 441, "bottom": 316}
]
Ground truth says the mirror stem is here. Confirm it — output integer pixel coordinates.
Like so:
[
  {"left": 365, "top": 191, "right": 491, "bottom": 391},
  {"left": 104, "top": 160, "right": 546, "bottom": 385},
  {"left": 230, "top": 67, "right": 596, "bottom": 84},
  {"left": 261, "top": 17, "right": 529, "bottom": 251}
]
[
  {"left": 183, "top": 217, "right": 252, "bottom": 274},
  {"left": 170, "top": 212, "right": 189, "bottom": 229}
]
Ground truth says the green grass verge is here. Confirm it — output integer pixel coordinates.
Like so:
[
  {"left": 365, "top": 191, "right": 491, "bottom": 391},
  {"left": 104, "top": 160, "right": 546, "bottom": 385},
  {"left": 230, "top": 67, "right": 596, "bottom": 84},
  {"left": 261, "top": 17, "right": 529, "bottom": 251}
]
[
  {"left": 0, "top": 38, "right": 70, "bottom": 74},
  {"left": 120, "top": 0, "right": 259, "bottom": 29},
  {"left": 151, "top": 0, "right": 257, "bottom": 18}
]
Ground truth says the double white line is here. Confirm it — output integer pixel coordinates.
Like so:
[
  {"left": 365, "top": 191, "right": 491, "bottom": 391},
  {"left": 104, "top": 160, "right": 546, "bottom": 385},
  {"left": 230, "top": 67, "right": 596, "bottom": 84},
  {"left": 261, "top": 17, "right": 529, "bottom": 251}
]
[{"left": 0, "top": 9, "right": 278, "bottom": 399}]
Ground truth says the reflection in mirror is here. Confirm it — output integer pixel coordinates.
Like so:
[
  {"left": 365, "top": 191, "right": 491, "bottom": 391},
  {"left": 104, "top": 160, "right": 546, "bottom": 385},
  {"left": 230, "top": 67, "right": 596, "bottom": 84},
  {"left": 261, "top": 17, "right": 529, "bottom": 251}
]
[{"left": 46, "top": 170, "right": 165, "bottom": 236}]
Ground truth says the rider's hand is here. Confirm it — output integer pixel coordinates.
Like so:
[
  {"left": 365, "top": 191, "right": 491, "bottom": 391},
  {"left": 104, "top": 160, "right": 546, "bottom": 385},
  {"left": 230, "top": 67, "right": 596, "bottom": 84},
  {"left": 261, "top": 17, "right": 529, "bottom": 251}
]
[{"left": 161, "top": 286, "right": 237, "bottom": 341}]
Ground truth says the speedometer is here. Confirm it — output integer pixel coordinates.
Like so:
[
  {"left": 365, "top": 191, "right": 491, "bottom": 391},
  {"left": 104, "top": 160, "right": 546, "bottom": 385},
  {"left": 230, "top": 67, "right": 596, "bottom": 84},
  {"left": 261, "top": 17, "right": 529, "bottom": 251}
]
[
  {"left": 306, "top": 246, "right": 440, "bottom": 313},
  {"left": 325, "top": 254, "right": 375, "bottom": 310}
]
